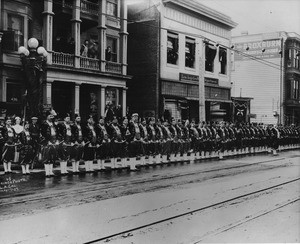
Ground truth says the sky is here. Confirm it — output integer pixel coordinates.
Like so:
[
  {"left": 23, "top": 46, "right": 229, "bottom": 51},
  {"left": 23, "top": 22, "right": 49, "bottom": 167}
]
[{"left": 126, "top": 0, "right": 300, "bottom": 36}]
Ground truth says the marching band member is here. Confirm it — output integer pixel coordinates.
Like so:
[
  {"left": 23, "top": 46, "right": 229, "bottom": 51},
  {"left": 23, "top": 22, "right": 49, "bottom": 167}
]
[
  {"left": 83, "top": 115, "right": 97, "bottom": 173},
  {"left": 128, "top": 113, "right": 144, "bottom": 157},
  {"left": 71, "top": 114, "right": 84, "bottom": 173},
  {"left": 110, "top": 116, "right": 126, "bottom": 167},
  {"left": 40, "top": 111, "right": 58, "bottom": 177},
  {"left": 19, "top": 121, "right": 34, "bottom": 175},
  {"left": 57, "top": 113, "right": 73, "bottom": 175},
  {"left": 96, "top": 116, "right": 112, "bottom": 169}
]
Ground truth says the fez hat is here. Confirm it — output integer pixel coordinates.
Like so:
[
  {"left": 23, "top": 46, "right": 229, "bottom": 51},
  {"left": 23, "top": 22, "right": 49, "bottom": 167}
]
[{"left": 31, "top": 116, "right": 38, "bottom": 120}]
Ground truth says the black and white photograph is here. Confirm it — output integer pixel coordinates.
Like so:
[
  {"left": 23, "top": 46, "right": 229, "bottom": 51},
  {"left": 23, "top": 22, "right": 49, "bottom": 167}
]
[{"left": 0, "top": 0, "right": 300, "bottom": 243}]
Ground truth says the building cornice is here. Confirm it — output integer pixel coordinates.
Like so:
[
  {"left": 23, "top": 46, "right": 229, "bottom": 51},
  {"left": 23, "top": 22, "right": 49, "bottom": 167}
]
[{"left": 163, "top": 0, "right": 237, "bottom": 29}]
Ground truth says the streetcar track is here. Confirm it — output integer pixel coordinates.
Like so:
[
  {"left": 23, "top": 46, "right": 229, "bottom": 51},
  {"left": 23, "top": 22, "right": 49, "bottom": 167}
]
[
  {"left": 0, "top": 155, "right": 298, "bottom": 207},
  {"left": 194, "top": 197, "right": 300, "bottom": 243},
  {"left": 83, "top": 177, "right": 300, "bottom": 244}
]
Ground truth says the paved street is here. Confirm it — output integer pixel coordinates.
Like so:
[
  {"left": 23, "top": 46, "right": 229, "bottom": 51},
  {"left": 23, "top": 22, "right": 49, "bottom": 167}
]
[{"left": 0, "top": 150, "right": 299, "bottom": 243}]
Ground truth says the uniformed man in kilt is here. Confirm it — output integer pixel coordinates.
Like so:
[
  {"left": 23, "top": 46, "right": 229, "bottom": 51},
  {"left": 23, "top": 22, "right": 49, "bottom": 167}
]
[
  {"left": 110, "top": 116, "right": 126, "bottom": 159},
  {"left": 96, "top": 116, "right": 112, "bottom": 167},
  {"left": 71, "top": 114, "right": 84, "bottom": 174},
  {"left": 40, "top": 111, "right": 59, "bottom": 177},
  {"left": 19, "top": 121, "right": 35, "bottom": 175},
  {"left": 57, "top": 113, "right": 74, "bottom": 175},
  {"left": 128, "top": 113, "right": 144, "bottom": 157},
  {"left": 83, "top": 115, "right": 97, "bottom": 173}
]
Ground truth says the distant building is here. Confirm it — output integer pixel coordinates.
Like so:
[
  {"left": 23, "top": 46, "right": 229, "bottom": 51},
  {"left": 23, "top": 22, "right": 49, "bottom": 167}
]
[
  {"left": 127, "top": 0, "right": 236, "bottom": 122},
  {"left": 0, "top": 0, "right": 129, "bottom": 120},
  {"left": 231, "top": 31, "right": 300, "bottom": 125}
]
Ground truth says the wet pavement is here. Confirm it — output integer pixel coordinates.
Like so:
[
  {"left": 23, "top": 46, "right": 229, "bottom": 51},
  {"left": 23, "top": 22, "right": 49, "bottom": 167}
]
[{"left": 1, "top": 150, "right": 299, "bottom": 202}]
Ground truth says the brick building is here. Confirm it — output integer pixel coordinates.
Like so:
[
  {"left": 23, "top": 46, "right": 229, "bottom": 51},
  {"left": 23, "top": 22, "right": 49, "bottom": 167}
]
[
  {"left": 127, "top": 0, "right": 236, "bottom": 122},
  {"left": 231, "top": 31, "right": 300, "bottom": 125},
  {"left": 0, "top": 0, "right": 129, "bottom": 120}
]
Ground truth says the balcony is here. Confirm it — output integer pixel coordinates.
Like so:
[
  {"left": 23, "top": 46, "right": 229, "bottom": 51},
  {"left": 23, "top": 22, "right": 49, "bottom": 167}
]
[
  {"left": 62, "top": 0, "right": 98, "bottom": 16},
  {"left": 51, "top": 52, "right": 123, "bottom": 75},
  {"left": 81, "top": 0, "right": 98, "bottom": 16}
]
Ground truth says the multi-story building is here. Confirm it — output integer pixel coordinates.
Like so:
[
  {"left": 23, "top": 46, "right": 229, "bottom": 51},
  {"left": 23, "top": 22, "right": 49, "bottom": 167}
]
[
  {"left": 0, "top": 0, "right": 129, "bottom": 120},
  {"left": 127, "top": 0, "right": 237, "bottom": 122},
  {"left": 231, "top": 31, "right": 300, "bottom": 125}
]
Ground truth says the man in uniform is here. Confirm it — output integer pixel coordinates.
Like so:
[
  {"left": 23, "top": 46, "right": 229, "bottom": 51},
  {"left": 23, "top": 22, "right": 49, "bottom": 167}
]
[
  {"left": 96, "top": 116, "right": 112, "bottom": 169},
  {"left": 110, "top": 116, "right": 126, "bottom": 165},
  {"left": 71, "top": 114, "right": 84, "bottom": 173},
  {"left": 40, "top": 111, "right": 59, "bottom": 177},
  {"left": 57, "top": 113, "right": 74, "bottom": 175},
  {"left": 83, "top": 115, "right": 97, "bottom": 172},
  {"left": 128, "top": 113, "right": 144, "bottom": 158},
  {"left": 29, "top": 116, "right": 40, "bottom": 168}
]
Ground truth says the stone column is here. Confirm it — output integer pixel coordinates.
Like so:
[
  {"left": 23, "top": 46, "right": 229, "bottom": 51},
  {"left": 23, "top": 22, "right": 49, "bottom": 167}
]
[
  {"left": 74, "top": 82, "right": 81, "bottom": 115},
  {"left": 120, "top": 0, "right": 128, "bottom": 75},
  {"left": 42, "top": 0, "right": 54, "bottom": 64},
  {"left": 98, "top": 0, "right": 107, "bottom": 72},
  {"left": 43, "top": 80, "right": 53, "bottom": 105},
  {"left": 122, "top": 88, "right": 127, "bottom": 117},
  {"left": 199, "top": 41, "right": 206, "bottom": 121},
  {"left": 100, "top": 86, "right": 106, "bottom": 117},
  {"left": 71, "top": 0, "right": 81, "bottom": 68}
]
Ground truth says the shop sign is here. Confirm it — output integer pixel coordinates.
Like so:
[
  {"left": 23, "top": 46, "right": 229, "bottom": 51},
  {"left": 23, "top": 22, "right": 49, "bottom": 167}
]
[
  {"left": 179, "top": 73, "right": 199, "bottom": 82},
  {"left": 234, "top": 39, "right": 281, "bottom": 60},
  {"left": 205, "top": 77, "right": 219, "bottom": 85}
]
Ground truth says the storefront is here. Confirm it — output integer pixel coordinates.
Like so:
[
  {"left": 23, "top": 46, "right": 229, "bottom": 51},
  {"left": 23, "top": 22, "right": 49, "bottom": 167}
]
[{"left": 204, "top": 77, "right": 232, "bottom": 122}]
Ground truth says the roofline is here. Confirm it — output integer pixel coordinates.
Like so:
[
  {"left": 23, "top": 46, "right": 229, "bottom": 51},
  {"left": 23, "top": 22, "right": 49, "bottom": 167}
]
[{"left": 163, "top": 0, "right": 238, "bottom": 29}]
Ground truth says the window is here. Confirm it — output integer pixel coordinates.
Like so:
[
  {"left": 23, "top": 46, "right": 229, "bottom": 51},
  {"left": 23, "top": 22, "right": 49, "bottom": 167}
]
[
  {"left": 2, "top": 14, "right": 24, "bottom": 51},
  {"left": 205, "top": 43, "right": 217, "bottom": 72},
  {"left": 6, "top": 81, "right": 23, "bottom": 103},
  {"left": 289, "top": 79, "right": 299, "bottom": 100},
  {"left": 185, "top": 37, "right": 195, "bottom": 68},
  {"left": 296, "top": 50, "right": 300, "bottom": 69},
  {"left": 167, "top": 32, "right": 179, "bottom": 65},
  {"left": 286, "top": 49, "right": 292, "bottom": 67},
  {"left": 219, "top": 47, "right": 227, "bottom": 74},
  {"left": 107, "top": 0, "right": 117, "bottom": 17},
  {"left": 106, "top": 36, "right": 118, "bottom": 62},
  {"left": 293, "top": 49, "right": 297, "bottom": 68}
]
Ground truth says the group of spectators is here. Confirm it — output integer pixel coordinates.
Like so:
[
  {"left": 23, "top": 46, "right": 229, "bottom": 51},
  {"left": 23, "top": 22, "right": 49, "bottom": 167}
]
[
  {"left": 0, "top": 112, "right": 299, "bottom": 177},
  {"left": 53, "top": 35, "right": 112, "bottom": 61}
]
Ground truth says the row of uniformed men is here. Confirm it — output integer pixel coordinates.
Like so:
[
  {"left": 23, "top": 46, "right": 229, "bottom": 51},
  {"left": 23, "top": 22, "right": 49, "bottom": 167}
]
[{"left": 1, "top": 112, "right": 299, "bottom": 176}]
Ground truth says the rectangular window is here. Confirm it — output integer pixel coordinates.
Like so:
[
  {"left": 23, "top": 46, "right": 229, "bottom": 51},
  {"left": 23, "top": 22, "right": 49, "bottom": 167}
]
[
  {"left": 296, "top": 51, "right": 300, "bottom": 69},
  {"left": 6, "top": 81, "right": 22, "bottom": 103},
  {"left": 167, "top": 32, "right": 179, "bottom": 65},
  {"left": 290, "top": 79, "right": 299, "bottom": 100},
  {"left": 185, "top": 37, "right": 195, "bottom": 68},
  {"left": 219, "top": 47, "right": 227, "bottom": 74},
  {"left": 3, "top": 14, "right": 24, "bottom": 51},
  {"left": 286, "top": 49, "right": 292, "bottom": 67},
  {"left": 106, "top": 36, "right": 118, "bottom": 62},
  {"left": 106, "top": 0, "right": 117, "bottom": 17},
  {"left": 293, "top": 49, "right": 297, "bottom": 68},
  {"left": 205, "top": 43, "right": 217, "bottom": 72}
]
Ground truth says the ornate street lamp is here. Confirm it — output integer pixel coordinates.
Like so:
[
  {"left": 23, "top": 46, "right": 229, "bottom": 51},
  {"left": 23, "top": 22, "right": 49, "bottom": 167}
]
[{"left": 18, "top": 38, "right": 48, "bottom": 119}]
